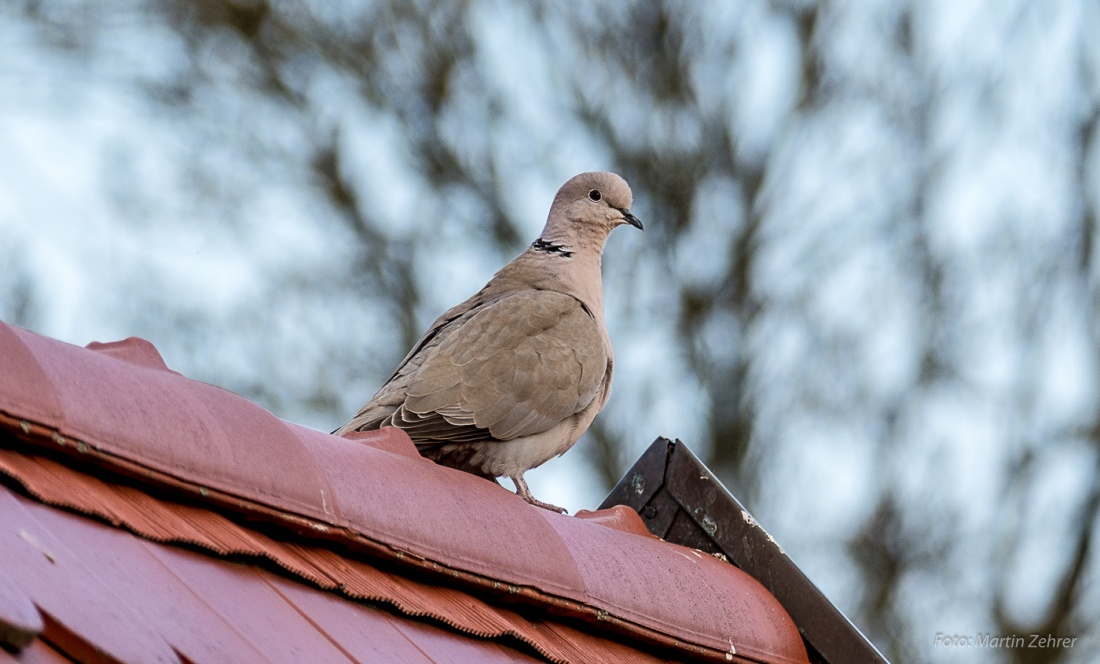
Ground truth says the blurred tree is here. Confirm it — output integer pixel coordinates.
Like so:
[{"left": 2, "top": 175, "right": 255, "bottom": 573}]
[{"left": 2, "top": 0, "right": 1099, "bottom": 662}]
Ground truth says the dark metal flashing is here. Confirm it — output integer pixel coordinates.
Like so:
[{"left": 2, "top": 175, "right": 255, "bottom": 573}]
[{"left": 601, "top": 438, "right": 891, "bottom": 664}]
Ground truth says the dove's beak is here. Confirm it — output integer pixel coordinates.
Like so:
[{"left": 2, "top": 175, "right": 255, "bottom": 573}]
[{"left": 618, "top": 209, "right": 644, "bottom": 230}]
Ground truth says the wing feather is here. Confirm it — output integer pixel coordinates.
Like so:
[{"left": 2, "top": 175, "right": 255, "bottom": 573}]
[{"left": 400, "top": 290, "right": 607, "bottom": 444}]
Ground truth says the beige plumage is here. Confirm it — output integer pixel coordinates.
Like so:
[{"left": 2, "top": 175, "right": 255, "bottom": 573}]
[{"left": 335, "top": 172, "right": 642, "bottom": 512}]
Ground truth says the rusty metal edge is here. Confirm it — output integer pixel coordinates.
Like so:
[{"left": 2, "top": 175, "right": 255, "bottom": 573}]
[
  {"left": 0, "top": 412, "right": 749, "bottom": 663},
  {"left": 604, "top": 438, "right": 890, "bottom": 664}
]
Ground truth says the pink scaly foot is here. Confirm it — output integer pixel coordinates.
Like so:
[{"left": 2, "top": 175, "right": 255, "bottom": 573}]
[{"left": 511, "top": 474, "right": 567, "bottom": 514}]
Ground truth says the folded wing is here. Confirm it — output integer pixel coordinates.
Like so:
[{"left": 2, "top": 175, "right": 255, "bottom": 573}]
[{"left": 389, "top": 290, "right": 607, "bottom": 444}]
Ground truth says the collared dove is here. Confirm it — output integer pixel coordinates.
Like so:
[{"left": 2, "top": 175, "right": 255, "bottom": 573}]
[{"left": 335, "top": 172, "right": 642, "bottom": 513}]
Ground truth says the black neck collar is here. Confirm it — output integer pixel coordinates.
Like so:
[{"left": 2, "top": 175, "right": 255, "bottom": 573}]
[{"left": 532, "top": 238, "right": 573, "bottom": 258}]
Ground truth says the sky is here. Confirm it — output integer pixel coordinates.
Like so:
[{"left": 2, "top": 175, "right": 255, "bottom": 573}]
[{"left": 2, "top": 2, "right": 1099, "bottom": 661}]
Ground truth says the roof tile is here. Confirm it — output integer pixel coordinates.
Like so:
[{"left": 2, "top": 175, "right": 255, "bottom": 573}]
[{"left": 0, "top": 490, "right": 181, "bottom": 664}]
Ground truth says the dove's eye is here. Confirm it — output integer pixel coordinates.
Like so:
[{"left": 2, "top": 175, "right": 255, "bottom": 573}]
[{"left": 588, "top": 189, "right": 602, "bottom": 202}]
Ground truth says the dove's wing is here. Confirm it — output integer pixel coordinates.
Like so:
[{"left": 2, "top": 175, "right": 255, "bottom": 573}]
[{"left": 382, "top": 289, "right": 608, "bottom": 444}]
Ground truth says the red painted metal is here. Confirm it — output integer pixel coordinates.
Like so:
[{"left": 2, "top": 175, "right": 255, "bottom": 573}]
[
  {"left": 0, "top": 566, "right": 42, "bottom": 649},
  {"left": 0, "top": 321, "right": 810, "bottom": 663},
  {"left": 1, "top": 485, "right": 552, "bottom": 663},
  {"left": 0, "top": 490, "right": 180, "bottom": 664},
  {"left": 574, "top": 504, "right": 657, "bottom": 537},
  {"left": 0, "top": 451, "right": 672, "bottom": 663},
  {"left": 0, "top": 638, "right": 71, "bottom": 663}
]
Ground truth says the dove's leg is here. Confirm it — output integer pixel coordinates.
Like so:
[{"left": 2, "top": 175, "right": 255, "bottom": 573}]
[{"left": 511, "top": 474, "right": 567, "bottom": 514}]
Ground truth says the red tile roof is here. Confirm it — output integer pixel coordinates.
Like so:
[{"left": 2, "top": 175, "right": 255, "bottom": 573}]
[{"left": 0, "top": 321, "right": 809, "bottom": 663}]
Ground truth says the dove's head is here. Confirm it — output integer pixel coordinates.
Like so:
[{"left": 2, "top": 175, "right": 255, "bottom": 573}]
[{"left": 541, "top": 172, "right": 643, "bottom": 249}]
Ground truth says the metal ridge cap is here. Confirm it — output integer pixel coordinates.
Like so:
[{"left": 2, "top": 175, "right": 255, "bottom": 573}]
[{"left": 0, "top": 322, "right": 337, "bottom": 520}]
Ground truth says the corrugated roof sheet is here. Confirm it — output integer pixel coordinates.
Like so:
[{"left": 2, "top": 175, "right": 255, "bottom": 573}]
[{"left": 0, "top": 321, "right": 809, "bottom": 663}]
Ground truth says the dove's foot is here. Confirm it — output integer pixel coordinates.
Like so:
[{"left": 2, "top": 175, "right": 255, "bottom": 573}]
[
  {"left": 528, "top": 497, "right": 568, "bottom": 513},
  {"left": 511, "top": 475, "right": 568, "bottom": 514}
]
